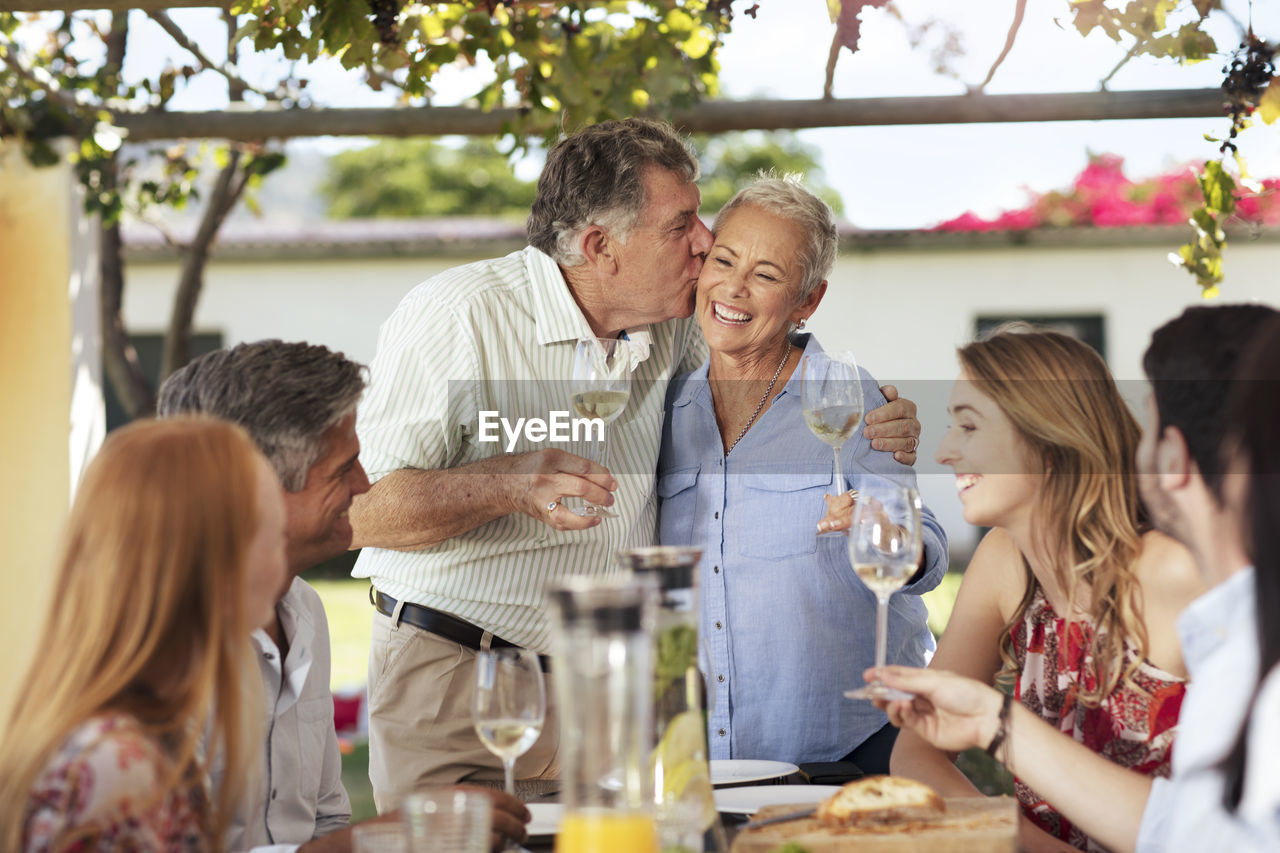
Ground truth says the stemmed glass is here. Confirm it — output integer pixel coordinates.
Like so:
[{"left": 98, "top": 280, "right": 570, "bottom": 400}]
[
  {"left": 844, "top": 483, "right": 923, "bottom": 701},
  {"left": 472, "top": 648, "right": 546, "bottom": 804},
  {"left": 568, "top": 336, "right": 632, "bottom": 518},
  {"left": 800, "top": 351, "right": 864, "bottom": 536}
]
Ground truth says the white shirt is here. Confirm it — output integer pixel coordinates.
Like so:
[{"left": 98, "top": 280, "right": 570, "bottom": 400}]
[
  {"left": 222, "top": 577, "right": 351, "bottom": 853},
  {"left": 353, "top": 246, "right": 703, "bottom": 652},
  {"left": 1137, "top": 567, "right": 1280, "bottom": 851}
]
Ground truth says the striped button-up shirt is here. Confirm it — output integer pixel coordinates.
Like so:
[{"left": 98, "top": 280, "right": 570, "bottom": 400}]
[{"left": 353, "top": 246, "right": 704, "bottom": 652}]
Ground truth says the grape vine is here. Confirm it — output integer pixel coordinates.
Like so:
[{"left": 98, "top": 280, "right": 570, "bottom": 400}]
[{"left": 367, "top": 0, "right": 402, "bottom": 45}]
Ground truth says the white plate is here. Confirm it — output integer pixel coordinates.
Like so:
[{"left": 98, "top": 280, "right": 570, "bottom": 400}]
[
  {"left": 709, "top": 759, "right": 800, "bottom": 787},
  {"left": 525, "top": 802, "right": 563, "bottom": 838},
  {"left": 713, "top": 784, "right": 842, "bottom": 816}
]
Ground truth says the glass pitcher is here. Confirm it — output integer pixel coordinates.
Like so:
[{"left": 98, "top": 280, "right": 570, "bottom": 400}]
[
  {"left": 548, "top": 575, "right": 660, "bottom": 853},
  {"left": 617, "top": 546, "right": 726, "bottom": 853}
]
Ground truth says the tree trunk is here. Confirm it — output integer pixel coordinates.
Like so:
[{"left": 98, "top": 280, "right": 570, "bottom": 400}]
[
  {"left": 158, "top": 9, "right": 251, "bottom": 384},
  {"left": 98, "top": 12, "right": 156, "bottom": 418},
  {"left": 160, "top": 148, "right": 244, "bottom": 382},
  {"left": 100, "top": 213, "right": 156, "bottom": 418}
]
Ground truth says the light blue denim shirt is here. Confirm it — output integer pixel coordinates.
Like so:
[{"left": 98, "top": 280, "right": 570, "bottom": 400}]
[{"left": 656, "top": 334, "right": 946, "bottom": 764}]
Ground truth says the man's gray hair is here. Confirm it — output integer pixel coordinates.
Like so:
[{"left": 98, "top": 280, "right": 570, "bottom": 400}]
[
  {"left": 713, "top": 173, "right": 838, "bottom": 301},
  {"left": 157, "top": 340, "right": 366, "bottom": 492},
  {"left": 527, "top": 118, "right": 700, "bottom": 267}
]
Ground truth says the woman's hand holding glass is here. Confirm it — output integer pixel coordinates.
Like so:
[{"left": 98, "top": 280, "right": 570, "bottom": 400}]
[
  {"left": 845, "top": 484, "right": 924, "bottom": 701},
  {"left": 800, "top": 351, "right": 864, "bottom": 537}
]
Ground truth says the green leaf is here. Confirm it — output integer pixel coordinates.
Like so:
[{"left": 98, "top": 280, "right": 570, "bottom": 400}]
[
  {"left": 1198, "top": 161, "right": 1236, "bottom": 215},
  {"left": 1176, "top": 23, "right": 1215, "bottom": 62}
]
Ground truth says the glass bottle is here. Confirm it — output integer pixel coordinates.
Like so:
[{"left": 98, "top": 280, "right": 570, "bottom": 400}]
[
  {"left": 617, "top": 546, "right": 727, "bottom": 853},
  {"left": 548, "top": 575, "right": 660, "bottom": 853}
]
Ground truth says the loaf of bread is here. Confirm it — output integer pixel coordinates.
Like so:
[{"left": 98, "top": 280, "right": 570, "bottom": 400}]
[{"left": 815, "top": 775, "right": 946, "bottom": 826}]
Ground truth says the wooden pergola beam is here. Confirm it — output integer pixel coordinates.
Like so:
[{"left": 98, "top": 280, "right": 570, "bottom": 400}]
[
  {"left": 0, "top": 1, "right": 224, "bottom": 9},
  {"left": 114, "top": 88, "right": 1226, "bottom": 142}
]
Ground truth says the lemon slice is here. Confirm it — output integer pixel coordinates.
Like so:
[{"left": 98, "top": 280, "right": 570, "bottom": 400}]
[{"left": 653, "top": 711, "right": 717, "bottom": 831}]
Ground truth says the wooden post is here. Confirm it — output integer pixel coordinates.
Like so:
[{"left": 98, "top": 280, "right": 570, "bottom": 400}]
[{"left": 0, "top": 140, "right": 102, "bottom": 721}]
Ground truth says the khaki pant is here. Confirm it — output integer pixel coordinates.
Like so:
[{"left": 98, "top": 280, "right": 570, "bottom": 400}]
[{"left": 366, "top": 606, "right": 560, "bottom": 814}]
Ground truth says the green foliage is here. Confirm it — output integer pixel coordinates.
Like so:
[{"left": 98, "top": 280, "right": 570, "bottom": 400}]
[
  {"left": 320, "top": 131, "right": 845, "bottom": 219},
  {"left": 321, "top": 138, "right": 536, "bottom": 218},
  {"left": 1068, "top": 0, "right": 1220, "bottom": 64},
  {"left": 1172, "top": 160, "right": 1235, "bottom": 296},
  {"left": 232, "top": 1, "right": 739, "bottom": 144},
  {"left": 696, "top": 132, "right": 845, "bottom": 215}
]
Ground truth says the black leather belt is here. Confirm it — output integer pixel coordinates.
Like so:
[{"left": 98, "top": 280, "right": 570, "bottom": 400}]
[{"left": 371, "top": 588, "right": 551, "bottom": 672}]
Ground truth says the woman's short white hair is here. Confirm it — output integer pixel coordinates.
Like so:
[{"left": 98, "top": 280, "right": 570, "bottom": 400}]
[{"left": 712, "top": 172, "right": 838, "bottom": 302}]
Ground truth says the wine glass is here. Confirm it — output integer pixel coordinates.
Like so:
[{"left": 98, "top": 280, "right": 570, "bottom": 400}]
[
  {"left": 844, "top": 483, "right": 923, "bottom": 701},
  {"left": 472, "top": 648, "right": 546, "bottom": 801},
  {"left": 800, "top": 351, "right": 864, "bottom": 536},
  {"left": 567, "top": 336, "right": 632, "bottom": 518}
]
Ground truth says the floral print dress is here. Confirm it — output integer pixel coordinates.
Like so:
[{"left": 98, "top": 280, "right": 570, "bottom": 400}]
[
  {"left": 21, "top": 713, "right": 209, "bottom": 853},
  {"left": 1011, "top": 587, "right": 1187, "bottom": 852}
]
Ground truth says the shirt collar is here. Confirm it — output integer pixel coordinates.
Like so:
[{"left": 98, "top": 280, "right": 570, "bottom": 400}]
[
  {"left": 524, "top": 247, "right": 657, "bottom": 370},
  {"left": 671, "top": 331, "right": 816, "bottom": 410},
  {"left": 525, "top": 247, "right": 594, "bottom": 346},
  {"left": 1178, "top": 565, "right": 1255, "bottom": 675}
]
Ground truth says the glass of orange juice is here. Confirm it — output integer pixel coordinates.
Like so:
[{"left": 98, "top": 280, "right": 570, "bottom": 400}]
[
  {"left": 553, "top": 810, "right": 659, "bottom": 853},
  {"left": 548, "top": 577, "right": 660, "bottom": 852}
]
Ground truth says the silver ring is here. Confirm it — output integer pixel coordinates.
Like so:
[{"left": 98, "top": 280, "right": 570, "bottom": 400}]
[
  {"left": 546, "top": 500, "right": 558, "bottom": 514},
  {"left": 846, "top": 489, "right": 858, "bottom": 499},
  {"left": 907, "top": 436, "right": 918, "bottom": 452}
]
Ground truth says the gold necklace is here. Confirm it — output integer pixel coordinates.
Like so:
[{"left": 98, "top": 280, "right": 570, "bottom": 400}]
[{"left": 726, "top": 343, "right": 792, "bottom": 454}]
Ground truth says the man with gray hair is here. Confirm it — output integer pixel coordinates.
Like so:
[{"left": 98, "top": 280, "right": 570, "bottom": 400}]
[
  {"left": 350, "top": 118, "right": 923, "bottom": 808},
  {"left": 159, "top": 340, "right": 530, "bottom": 852}
]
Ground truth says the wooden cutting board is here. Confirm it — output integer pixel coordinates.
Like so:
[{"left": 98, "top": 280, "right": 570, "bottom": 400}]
[{"left": 729, "top": 796, "right": 1019, "bottom": 852}]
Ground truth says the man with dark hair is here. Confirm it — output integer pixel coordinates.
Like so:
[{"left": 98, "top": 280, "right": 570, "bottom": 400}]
[
  {"left": 866, "top": 303, "right": 1279, "bottom": 853},
  {"left": 350, "top": 118, "right": 925, "bottom": 807},
  {"left": 159, "top": 340, "right": 528, "bottom": 853}
]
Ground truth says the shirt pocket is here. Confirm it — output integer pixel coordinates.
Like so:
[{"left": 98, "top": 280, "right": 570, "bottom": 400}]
[
  {"left": 295, "top": 697, "right": 334, "bottom": 807},
  {"left": 657, "top": 465, "right": 700, "bottom": 545},
  {"left": 737, "top": 470, "right": 829, "bottom": 559}
]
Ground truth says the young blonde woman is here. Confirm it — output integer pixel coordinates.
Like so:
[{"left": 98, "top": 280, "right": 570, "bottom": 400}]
[
  {"left": 0, "top": 417, "right": 288, "bottom": 851},
  {"left": 889, "top": 329, "right": 1205, "bottom": 853}
]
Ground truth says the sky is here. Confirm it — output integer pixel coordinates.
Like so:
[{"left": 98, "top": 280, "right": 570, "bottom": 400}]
[{"left": 95, "top": 0, "right": 1280, "bottom": 228}]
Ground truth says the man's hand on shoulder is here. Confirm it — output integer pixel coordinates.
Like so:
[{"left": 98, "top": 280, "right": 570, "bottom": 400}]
[{"left": 865, "top": 385, "right": 921, "bottom": 466}]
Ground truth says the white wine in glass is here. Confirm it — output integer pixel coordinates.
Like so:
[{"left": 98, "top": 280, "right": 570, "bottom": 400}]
[
  {"left": 472, "top": 648, "right": 546, "bottom": 803},
  {"left": 567, "top": 337, "right": 632, "bottom": 518},
  {"left": 844, "top": 484, "right": 923, "bottom": 702},
  {"left": 801, "top": 352, "right": 864, "bottom": 536}
]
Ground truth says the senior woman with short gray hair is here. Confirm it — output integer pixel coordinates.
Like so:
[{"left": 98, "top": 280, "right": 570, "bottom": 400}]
[{"left": 657, "top": 176, "right": 947, "bottom": 775}]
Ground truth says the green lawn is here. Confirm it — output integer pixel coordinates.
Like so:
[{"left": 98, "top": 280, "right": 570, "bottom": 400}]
[
  {"left": 311, "top": 579, "right": 374, "bottom": 691},
  {"left": 923, "top": 570, "right": 964, "bottom": 639}
]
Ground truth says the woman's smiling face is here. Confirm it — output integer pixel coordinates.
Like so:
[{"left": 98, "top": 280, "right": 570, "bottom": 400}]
[
  {"left": 934, "top": 370, "right": 1046, "bottom": 531},
  {"left": 695, "top": 204, "right": 821, "bottom": 361}
]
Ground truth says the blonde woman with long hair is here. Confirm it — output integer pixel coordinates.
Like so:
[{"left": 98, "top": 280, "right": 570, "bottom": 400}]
[
  {"left": 888, "top": 329, "right": 1204, "bottom": 853},
  {"left": 0, "top": 418, "right": 288, "bottom": 851}
]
